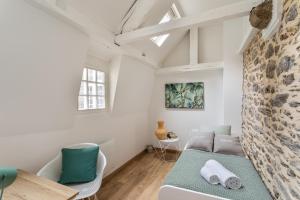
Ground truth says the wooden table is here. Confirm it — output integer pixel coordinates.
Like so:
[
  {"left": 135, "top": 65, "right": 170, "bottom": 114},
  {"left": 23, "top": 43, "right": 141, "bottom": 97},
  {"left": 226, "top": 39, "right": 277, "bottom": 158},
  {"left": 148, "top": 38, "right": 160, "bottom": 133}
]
[{"left": 3, "top": 170, "right": 78, "bottom": 200}]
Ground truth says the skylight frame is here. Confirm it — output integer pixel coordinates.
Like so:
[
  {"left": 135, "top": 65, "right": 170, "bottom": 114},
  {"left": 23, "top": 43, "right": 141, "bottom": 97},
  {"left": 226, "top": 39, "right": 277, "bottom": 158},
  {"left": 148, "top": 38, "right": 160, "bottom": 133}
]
[
  {"left": 150, "top": 3, "right": 181, "bottom": 47},
  {"left": 171, "top": 3, "right": 181, "bottom": 19}
]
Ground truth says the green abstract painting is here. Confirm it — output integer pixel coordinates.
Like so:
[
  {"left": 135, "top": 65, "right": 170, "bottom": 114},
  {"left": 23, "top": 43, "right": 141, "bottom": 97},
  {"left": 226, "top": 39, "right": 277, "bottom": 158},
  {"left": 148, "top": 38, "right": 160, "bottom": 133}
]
[{"left": 165, "top": 82, "right": 204, "bottom": 109}]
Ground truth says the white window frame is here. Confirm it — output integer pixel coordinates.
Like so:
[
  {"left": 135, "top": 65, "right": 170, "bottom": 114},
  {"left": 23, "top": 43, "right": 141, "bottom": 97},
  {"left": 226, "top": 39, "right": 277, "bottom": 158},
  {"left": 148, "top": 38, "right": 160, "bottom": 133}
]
[{"left": 78, "top": 67, "right": 106, "bottom": 111}]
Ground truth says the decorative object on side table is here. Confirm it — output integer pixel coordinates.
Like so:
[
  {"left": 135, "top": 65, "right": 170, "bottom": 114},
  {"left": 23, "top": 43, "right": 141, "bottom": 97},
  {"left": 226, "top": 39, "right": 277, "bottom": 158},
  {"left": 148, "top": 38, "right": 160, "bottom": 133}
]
[
  {"left": 165, "top": 82, "right": 204, "bottom": 109},
  {"left": 155, "top": 120, "right": 167, "bottom": 140},
  {"left": 167, "top": 131, "right": 177, "bottom": 139},
  {"left": 0, "top": 167, "right": 17, "bottom": 200}
]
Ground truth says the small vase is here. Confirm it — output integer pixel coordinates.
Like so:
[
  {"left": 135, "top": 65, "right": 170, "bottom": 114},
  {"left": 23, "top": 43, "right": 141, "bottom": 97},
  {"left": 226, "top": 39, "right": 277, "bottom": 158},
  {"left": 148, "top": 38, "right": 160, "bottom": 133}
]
[{"left": 155, "top": 121, "right": 167, "bottom": 140}]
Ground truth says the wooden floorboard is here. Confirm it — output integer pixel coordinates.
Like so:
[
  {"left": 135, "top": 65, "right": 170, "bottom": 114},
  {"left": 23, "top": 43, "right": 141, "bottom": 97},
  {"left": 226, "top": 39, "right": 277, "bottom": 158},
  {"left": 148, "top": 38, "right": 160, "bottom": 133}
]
[{"left": 96, "top": 152, "right": 176, "bottom": 200}]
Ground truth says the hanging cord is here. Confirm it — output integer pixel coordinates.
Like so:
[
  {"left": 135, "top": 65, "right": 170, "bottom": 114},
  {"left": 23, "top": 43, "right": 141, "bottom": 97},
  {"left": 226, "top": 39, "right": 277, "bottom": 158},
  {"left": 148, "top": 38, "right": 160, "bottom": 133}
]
[
  {"left": 118, "top": 0, "right": 138, "bottom": 34},
  {"left": 0, "top": 175, "right": 5, "bottom": 200}
]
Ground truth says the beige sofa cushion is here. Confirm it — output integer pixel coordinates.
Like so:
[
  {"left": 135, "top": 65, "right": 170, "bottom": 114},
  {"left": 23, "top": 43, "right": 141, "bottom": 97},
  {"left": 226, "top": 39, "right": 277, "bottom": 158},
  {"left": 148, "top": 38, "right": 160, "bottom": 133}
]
[
  {"left": 213, "top": 135, "right": 244, "bottom": 156},
  {"left": 185, "top": 132, "right": 215, "bottom": 152}
]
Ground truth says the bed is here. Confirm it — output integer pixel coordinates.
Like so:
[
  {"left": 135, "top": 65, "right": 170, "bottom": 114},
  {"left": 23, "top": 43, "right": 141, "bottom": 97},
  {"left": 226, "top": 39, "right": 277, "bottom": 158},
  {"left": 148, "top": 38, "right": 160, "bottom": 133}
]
[{"left": 159, "top": 149, "right": 272, "bottom": 200}]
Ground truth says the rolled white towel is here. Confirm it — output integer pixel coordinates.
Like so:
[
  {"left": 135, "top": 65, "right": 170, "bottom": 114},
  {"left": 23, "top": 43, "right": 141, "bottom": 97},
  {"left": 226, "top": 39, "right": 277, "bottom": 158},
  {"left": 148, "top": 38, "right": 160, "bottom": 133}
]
[
  {"left": 205, "top": 159, "right": 242, "bottom": 190},
  {"left": 200, "top": 165, "right": 220, "bottom": 185}
]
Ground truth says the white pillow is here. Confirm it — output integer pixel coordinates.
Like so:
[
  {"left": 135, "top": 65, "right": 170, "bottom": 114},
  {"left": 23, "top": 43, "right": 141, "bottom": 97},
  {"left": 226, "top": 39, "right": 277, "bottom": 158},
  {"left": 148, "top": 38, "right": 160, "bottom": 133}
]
[{"left": 185, "top": 132, "right": 215, "bottom": 152}]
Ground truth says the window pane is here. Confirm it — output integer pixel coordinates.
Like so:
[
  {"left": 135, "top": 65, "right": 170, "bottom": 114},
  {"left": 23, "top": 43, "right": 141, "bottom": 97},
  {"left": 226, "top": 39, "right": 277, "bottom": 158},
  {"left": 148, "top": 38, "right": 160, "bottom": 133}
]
[
  {"left": 88, "top": 96, "right": 97, "bottom": 109},
  {"left": 88, "top": 83, "right": 97, "bottom": 95},
  {"left": 82, "top": 68, "right": 87, "bottom": 81},
  {"left": 159, "top": 12, "right": 172, "bottom": 24},
  {"left": 78, "top": 96, "right": 88, "bottom": 110},
  {"left": 97, "top": 84, "right": 105, "bottom": 96},
  {"left": 79, "top": 81, "right": 87, "bottom": 95},
  {"left": 78, "top": 68, "right": 106, "bottom": 110},
  {"left": 97, "top": 71, "right": 105, "bottom": 83},
  {"left": 151, "top": 34, "right": 170, "bottom": 47},
  {"left": 88, "top": 69, "right": 96, "bottom": 82},
  {"left": 97, "top": 97, "right": 105, "bottom": 109}
]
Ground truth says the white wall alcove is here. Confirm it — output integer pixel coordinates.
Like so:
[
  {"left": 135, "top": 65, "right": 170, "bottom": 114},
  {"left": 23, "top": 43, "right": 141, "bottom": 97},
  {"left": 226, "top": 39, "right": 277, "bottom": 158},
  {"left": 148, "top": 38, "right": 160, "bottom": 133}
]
[
  {"left": 262, "top": 0, "right": 283, "bottom": 39},
  {"left": 238, "top": 0, "right": 283, "bottom": 54}
]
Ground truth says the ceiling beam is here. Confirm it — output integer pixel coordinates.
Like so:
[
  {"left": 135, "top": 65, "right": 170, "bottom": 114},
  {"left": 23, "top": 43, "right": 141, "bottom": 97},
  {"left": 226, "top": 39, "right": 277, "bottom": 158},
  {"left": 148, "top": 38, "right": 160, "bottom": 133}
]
[
  {"left": 156, "top": 62, "right": 223, "bottom": 75},
  {"left": 189, "top": 27, "right": 198, "bottom": 65},
  {"left": 115, "top": 0, "right": 261, "bottom": 45}
]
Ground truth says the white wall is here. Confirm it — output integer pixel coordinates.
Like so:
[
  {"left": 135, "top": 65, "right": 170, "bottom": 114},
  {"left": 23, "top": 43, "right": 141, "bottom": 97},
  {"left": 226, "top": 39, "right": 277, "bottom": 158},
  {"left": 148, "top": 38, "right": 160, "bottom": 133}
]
[
  {"left": 0, "top": 0, "right": 155, "bottom": 175},
  {"left": 198, "top": 25, "right": 223, "bottom": 63},
  {"left": 72, "top": 54, "right": 155, "bottom": 174},
  {"left": 160, "top": 20, "right": 243, "bottom": 138},
  {"left": 149, "top": 70, "right": 224, "bottom": 148},
  {"left": 0, "top": 0, "right": 245, "bottom": 175},
  {"left": 163, "top": 24, "right": 223, "bottom": 67},
  {"left": 0, "top": 0, "right": 89, "bottom": 137},
  {"left": 223, "top": 18, "right": 244, "bottom": 135},
  {"left": 109, "top": 55, "right": 122, "bottom": 111},
  {"left": 112, "top": 56, "right": 155, "bottom": 116},
  {"left": 163, "top": 33, "right": 189, "bottom": 67}
]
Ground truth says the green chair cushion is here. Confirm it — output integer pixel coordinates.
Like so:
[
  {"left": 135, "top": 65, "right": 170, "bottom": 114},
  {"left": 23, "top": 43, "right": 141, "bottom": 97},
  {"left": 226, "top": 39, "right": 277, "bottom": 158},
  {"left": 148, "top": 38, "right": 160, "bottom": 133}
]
[
  {"left": 0, "top": 167, "right": 17, "bottom": 188},
  {"left": 59, "top": 146, "right": 99, "bottom": 185}
]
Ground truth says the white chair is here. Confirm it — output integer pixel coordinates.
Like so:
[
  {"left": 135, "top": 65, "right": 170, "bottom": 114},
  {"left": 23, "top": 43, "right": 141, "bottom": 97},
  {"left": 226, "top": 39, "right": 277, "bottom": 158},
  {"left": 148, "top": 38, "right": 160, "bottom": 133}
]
[{"left": 37, "top": 143, "right": 107, "bottom": 200}]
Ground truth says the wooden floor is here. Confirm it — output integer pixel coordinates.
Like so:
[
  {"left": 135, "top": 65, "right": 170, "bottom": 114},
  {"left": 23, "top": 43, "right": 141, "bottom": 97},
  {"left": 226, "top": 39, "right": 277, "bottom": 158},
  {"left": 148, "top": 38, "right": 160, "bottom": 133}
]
[{"left": 96, "top": 152, "right": 176, "bottom": 200}]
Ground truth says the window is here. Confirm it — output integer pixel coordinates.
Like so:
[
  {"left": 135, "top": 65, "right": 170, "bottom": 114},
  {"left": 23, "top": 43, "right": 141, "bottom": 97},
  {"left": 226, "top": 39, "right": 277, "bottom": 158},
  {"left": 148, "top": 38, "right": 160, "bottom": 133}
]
[
  {"left": 151, "top": 33, "right": 170, "bottom": 47},
  {"left": 150, "top": 3, "right": 181, "bottom": 47},
  {"left": 78, "top": 67, "right": 105, "bottom": 110}
]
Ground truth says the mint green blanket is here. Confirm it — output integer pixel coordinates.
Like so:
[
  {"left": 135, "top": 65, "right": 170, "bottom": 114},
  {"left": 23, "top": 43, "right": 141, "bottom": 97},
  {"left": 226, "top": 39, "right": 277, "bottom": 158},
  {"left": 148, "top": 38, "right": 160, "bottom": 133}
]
[{"left": 163, "top": 150, "right": 272, "bottom": 200}]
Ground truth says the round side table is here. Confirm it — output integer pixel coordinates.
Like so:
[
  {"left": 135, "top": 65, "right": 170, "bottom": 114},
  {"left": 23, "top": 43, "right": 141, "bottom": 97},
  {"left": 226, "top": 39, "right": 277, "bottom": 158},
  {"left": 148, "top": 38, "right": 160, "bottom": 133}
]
[{"left": 155, "top": 138, "right": 180, "bottom": 162}]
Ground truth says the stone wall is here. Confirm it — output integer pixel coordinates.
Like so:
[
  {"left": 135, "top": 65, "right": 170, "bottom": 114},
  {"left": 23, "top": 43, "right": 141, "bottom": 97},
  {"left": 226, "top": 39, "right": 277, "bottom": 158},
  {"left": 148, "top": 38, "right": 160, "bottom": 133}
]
[{"left": 242, "top": 0, "right": 300, "bottom": 199}]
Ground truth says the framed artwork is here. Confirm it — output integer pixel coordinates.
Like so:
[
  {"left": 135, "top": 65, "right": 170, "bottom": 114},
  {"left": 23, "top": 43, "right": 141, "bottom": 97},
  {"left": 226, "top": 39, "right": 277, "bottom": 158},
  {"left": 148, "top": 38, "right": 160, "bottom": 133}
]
[{"left": 165, "top": 82, "right": 204, "bottom": 109}]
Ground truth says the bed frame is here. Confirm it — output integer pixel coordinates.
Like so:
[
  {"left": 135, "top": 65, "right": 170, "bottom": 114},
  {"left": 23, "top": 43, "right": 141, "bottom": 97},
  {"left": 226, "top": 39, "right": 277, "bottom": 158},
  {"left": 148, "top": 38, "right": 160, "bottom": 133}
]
[
  {"left": 159, "top": 185, "right": 229, "bottom": 200},
  {"left": 159, "top": 144, "right": 230, "bottom": 200}
]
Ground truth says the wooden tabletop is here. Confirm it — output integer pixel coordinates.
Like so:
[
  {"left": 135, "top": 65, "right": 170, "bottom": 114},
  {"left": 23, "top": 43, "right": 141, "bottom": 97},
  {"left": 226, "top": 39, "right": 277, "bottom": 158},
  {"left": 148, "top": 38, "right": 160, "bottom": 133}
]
[{"left": 3, "top": 170, "right": 78, "bottom": 200}]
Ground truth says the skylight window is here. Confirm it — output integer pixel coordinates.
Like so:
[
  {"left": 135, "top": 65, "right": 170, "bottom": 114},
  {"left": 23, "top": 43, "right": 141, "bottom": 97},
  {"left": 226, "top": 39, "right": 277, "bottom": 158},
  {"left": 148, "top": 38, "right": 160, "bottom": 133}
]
[
  {"left": 151, "top": 34, "right": 170, "bottom": 47},
  {"left": 160, "top": 12, "right": 173, "bottom": 24},
  {"left": 150, "top": 3, "right": 181, "bottom": 47}
]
